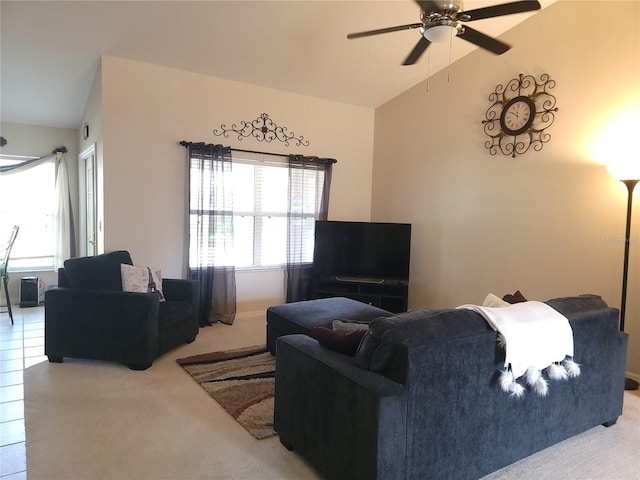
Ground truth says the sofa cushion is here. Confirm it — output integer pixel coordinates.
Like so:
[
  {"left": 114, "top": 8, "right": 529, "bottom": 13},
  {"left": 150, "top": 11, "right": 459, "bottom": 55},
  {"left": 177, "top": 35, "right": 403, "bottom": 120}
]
[
  {"left": 545, "top": 294, "right": 608, "bottom": 315},
  {"left": 354, "top": 308, "right": 491, "bottom": 372},
  {"left": 353, "top": 294, "right": 610, "bottom": 372},
  {"left": 63, "top": 250, "right": 133, "bottom": 291}
]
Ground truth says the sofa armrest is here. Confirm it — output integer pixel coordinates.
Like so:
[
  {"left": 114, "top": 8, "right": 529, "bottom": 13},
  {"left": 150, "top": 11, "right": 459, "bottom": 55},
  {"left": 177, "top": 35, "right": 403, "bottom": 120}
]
[
  {"left": 45, "top": 287, "right": 159, "bottom": 324},
  {"left": 44, "top": 287, "right": 159, "bottom": 369},
  {"left": 274, "top": 335, "right": 407, "bottom": 480},
  {"left": 162, "top": 278, "right": 198, "bottom": 305},
  {"left": 277, "top": 334, "right": 406, "bottom": 394},
  {"left": 57, "top": 267, "right": 70, "bottom": 288}
]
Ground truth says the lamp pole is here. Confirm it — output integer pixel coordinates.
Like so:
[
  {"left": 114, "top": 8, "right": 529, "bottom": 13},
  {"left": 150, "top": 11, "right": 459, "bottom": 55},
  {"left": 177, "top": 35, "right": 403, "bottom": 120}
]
[
  {"left": 620, "top": 180, "right": 638, "bottom": 332},
  {"left": 619, "top": 179, "right": 639, "bottom": 390}
]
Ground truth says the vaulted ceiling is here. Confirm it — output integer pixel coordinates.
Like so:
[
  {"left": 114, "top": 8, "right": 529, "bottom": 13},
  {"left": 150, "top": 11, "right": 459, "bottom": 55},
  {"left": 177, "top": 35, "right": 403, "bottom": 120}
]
[{"left": 0, "top": 0, "right": 555, "bottom": 129}]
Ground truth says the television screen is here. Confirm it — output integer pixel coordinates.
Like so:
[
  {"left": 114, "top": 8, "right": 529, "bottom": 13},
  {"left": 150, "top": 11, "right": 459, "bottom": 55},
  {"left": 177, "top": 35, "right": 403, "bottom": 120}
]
[{"left": 313, "top": 221, "right": 411, "bottom": 281}]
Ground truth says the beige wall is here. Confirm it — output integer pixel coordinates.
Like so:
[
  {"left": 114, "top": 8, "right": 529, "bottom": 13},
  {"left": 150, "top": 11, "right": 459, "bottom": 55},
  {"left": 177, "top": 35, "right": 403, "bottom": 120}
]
[
  {"left": 79, "top": 62, "right": 105, "bottom": 255},
  {"left": 97, "top": 56, "right": 375, "bottom": 312},
  {"left": 372, "top": 1, "right": 640, "bottom": 376}
]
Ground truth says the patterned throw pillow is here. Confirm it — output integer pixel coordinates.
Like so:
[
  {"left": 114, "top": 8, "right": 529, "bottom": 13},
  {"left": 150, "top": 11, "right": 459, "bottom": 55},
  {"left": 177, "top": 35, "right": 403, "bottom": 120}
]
[
  {"left": 310, "top": 326, "right": 368, "bottom": 356},
  {"left": 120, "top": 264, "right": 165, "bottom": 301},
  {"left": 483, "top": 293, "right": 510, "bottom": 308},
  {"left": 503, "top": 290, "right": 528, "bottom": 304},
  {"left": 332, "top": 319, "right": 370, "bottom": 332}
]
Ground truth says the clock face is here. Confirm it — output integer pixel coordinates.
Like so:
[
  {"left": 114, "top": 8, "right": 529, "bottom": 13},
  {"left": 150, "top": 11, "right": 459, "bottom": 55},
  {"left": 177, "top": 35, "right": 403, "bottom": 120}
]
[{"left": 500, "top": 96, "right": 536, "bottom": 136}]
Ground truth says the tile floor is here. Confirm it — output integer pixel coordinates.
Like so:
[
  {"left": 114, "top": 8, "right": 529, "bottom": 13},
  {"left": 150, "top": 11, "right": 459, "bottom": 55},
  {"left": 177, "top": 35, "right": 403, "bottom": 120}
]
[{"left": 1, "top": 305, "right": 47, "bottom": 480}]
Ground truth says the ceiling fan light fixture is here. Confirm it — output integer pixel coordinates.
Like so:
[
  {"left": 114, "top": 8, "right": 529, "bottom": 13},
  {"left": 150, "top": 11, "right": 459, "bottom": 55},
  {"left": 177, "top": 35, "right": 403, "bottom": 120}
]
[{"left": 424, "top": 25, "right": 456, "bottom": 43}]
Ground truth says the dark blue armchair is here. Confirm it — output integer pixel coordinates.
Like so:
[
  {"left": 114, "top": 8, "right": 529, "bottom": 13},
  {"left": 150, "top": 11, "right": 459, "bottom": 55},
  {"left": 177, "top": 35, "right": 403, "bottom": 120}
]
[{"left": 45, "top": 250, "right": 199, "bottom": 370}]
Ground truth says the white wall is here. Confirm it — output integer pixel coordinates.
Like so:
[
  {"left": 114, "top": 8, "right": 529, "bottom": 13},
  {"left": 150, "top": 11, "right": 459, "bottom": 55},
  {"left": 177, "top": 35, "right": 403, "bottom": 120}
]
[
  {"left": 372, "top": 1, "right": 640, "bottom": 375},
  {"left": 97, "top": 56, "right": 375, "bottom": 312},
  {"left": 0, "top": 121, "right": 80, "bottom": 299}
]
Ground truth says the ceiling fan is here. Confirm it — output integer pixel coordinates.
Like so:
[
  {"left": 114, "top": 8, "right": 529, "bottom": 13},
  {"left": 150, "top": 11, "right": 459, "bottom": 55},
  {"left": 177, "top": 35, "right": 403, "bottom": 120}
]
[{"left": 347, "top": 0, "right": 541, "bottom": 65}]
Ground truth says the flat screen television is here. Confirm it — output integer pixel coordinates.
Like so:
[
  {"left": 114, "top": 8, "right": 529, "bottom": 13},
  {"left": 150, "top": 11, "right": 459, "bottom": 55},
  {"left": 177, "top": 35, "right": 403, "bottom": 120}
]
[{"left": 312, "top": 220, "right": 411, "bottom": 282}]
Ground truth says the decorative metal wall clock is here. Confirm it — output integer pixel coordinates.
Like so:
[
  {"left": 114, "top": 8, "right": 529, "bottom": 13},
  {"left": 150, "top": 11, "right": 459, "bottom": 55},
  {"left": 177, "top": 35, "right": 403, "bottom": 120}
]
[{"left": 482, "top": 73, "right": 558, "bottom": 158}]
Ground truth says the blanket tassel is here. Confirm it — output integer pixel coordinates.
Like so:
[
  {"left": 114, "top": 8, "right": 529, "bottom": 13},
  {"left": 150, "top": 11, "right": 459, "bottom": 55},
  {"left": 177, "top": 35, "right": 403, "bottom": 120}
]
[
  {"left": 562, "top": 357, "right": 581, "bottom": 378},
  {"left": 547, "top": 362, "right": 568, "bottom": 381},
  {"left": 525, "top": 367, "right": 549, "bottom": 396},
  {"left": 499, "top": 369, "right": 525, "bottom": 398}
]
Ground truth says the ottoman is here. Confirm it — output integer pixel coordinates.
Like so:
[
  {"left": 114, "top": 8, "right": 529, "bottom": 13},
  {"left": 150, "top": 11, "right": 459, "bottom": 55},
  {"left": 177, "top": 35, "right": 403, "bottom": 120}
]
[{"left": 266, "top": 297, "right": 392, "bottom": 355}]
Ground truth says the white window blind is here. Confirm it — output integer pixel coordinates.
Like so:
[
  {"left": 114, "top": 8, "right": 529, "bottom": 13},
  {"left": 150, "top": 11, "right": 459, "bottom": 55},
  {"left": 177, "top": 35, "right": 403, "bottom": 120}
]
[
  {"left": 286, "top": 163, "right": 325, "bottom": 265},
  {"left": 189, "top": 153, "right": 324, "bottom": 269}
]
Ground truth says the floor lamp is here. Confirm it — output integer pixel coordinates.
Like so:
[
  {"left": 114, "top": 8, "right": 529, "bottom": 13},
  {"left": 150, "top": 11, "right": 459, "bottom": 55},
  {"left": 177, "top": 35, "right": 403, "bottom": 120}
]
[{"left": 608, "top": 168, "right": 640, "bottom": 391}]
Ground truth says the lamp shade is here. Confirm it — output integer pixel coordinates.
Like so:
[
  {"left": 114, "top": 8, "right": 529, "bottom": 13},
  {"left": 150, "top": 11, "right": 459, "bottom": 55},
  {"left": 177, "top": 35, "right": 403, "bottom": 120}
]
[
  {"left": 592, "top": 107, "right": 640, "bottom": 177},
  {"left": 606, "top": 163, "right": 640, "bottom": 181}
]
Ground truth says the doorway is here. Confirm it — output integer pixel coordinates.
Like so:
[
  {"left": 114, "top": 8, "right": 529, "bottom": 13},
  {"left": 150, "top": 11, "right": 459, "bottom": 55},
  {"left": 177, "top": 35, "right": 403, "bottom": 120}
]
[{"left": 79, "top": 145, "right": 98, "bottom": 257}]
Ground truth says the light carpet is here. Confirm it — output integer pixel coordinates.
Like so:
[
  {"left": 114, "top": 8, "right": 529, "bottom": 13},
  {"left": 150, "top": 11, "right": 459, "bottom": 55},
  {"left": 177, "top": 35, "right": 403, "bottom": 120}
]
[{"left": 24, "top": 313, "right": 640, "bottom": 480}]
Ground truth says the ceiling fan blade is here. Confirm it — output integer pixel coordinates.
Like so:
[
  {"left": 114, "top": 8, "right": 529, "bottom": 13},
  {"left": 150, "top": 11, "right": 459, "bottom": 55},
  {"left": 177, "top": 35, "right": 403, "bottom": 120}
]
[
  {"left": 415, "top": 1, "right": 441, "bottom": 13},
  {"left": 347, "top": 23, "right": 423, "bottom": 39},
  {"left": 402, "top": 36, "right": 431, "bottom": 65},
  {"left": 461, "top": 1, "right": 541, "bottom": 21},
  {"left": 457, "top": 26, "right": 511, "bottom": 55}
]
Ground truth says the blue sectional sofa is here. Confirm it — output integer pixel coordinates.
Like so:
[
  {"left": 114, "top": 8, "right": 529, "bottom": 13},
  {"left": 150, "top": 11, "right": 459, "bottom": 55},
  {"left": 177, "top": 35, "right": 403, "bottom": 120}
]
[{"left": 274, "top": 295, "right": 628, "bottom": 480}]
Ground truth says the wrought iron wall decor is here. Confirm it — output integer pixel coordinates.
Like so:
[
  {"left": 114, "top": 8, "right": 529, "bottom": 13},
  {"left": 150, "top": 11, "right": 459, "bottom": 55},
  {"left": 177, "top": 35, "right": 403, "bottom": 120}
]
[
  {"left": 213, "top": 113, "right": 309, "bottom": 147},
  {"left": 482, "top": 73, "right": 558, "bottom": 158}
]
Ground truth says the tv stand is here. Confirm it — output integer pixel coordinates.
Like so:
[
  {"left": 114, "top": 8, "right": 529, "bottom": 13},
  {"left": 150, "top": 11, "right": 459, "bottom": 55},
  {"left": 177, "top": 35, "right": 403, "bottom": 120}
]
[
  {"left": 335, "top": 276, "right": 385, "bottom": 284},
  {"left": 312, "top": 277, "right": 408, "bottom": 313}
]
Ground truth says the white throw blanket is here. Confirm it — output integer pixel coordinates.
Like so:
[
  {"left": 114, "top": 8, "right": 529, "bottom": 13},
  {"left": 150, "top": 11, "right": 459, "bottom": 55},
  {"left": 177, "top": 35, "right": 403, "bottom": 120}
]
[{"left": 458, "top": 301, "right": 580, "bottom": 397}]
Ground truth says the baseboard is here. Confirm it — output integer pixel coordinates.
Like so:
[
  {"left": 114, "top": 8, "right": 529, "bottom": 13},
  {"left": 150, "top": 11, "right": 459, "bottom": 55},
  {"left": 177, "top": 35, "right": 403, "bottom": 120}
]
[{"left": 235, "top": 310, "right": 266, "bottom": 321}]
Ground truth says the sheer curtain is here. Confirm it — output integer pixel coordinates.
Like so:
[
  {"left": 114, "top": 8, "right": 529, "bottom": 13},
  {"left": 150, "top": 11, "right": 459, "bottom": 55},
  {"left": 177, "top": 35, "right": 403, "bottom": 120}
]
[
  {"left": 0, "top": 149, "right": 75, "bottom": 268},
  {"left": 286, "top": 155, "right": 334, "bottom": 303},
  {"left": 54, "top": 152, "right": 76, "bottom": 266},
  {"left": 186, "top": 143, "right": 237, "bottom": 326}
]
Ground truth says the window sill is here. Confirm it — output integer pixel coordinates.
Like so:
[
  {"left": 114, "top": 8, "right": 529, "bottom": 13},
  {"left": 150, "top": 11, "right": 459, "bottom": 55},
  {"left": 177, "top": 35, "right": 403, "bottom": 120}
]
[
  {"left": 236, "top": 265, "right": 285, "bottom": 273},
  {"left": 8, "top": 267, "right": 56, "bottom": 274},
  {"left": 235, "top": 263, "right": 312, "bottom": 273}
]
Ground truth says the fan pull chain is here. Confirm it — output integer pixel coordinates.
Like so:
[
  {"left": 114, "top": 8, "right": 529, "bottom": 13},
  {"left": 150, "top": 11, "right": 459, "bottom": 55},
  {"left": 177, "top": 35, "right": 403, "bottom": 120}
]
[
  {"left": 425, "top": 46, "right": 431, "bottom": 93},
  {"left": 447, "top": 28, "right": 454, "bottom": 83}
]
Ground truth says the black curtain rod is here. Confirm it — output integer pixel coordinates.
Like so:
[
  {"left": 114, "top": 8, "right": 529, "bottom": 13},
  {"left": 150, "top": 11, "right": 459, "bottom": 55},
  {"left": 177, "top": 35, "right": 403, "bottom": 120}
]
[
  {"left": 233, "top": 147, "right": 287, "bottom": 159},
  {"left": 179, "top": 141, "right": 336, "bottom": 164},
  {"left": 234, "top": 147, "right": 337, "bottom": 164}
]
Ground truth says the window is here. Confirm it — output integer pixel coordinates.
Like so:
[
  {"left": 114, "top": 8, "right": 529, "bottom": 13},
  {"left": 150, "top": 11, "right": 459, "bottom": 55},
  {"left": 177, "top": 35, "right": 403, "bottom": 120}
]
[
  {"left": 189, "top": 153, "right": 324, "bottom": 269},
  {"left": 0, "top": 156, "right": 56, "bottom": 270}
]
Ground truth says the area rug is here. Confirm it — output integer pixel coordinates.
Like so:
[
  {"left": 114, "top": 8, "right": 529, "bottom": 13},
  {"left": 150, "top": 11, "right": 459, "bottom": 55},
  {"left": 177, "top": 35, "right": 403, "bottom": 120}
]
[{"left": 177, "top": 345, "right": 276, "bottom": 439}]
